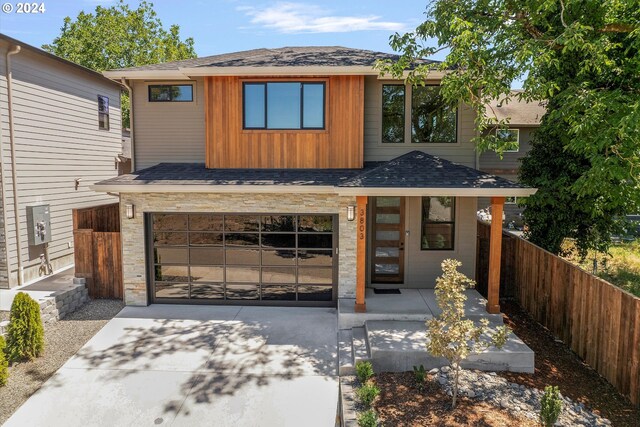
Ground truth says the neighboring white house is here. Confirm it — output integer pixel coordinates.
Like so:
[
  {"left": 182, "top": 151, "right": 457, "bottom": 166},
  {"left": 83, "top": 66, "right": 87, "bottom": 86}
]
[{"left": 0, "top": 34, "right": 123, "bottom": 288}]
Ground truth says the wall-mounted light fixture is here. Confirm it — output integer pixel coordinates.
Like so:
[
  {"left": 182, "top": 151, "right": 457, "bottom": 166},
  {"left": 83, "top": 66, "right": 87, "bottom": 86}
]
[
  {"left": 125, "top": 204, "right": 135, "bottom": 219},
  {"left": 347, "top": 205, "right": 356, "bottom": 221}
]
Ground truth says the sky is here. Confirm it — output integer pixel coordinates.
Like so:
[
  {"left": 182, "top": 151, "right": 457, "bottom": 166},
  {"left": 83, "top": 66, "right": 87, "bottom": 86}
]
[{"left": 0, "top": 0, "right": 440, "bottom": 58}]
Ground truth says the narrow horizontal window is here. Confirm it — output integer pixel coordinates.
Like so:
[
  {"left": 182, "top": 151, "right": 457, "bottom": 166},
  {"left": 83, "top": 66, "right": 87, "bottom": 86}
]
[
  {"left": 243, "top": 82, "right": 325, "bottom": 130},
  {"left": 411, "top": 85, "right": 457, "bottom": 144},
  {"left": 421, "top": 197, "right": 455, "bottom": 250},
  {"left": 149, "top": 84, "right": 193, "bottom": 102}
]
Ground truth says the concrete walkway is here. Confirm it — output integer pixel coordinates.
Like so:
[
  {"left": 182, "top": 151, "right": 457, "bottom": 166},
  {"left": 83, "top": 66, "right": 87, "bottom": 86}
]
[
  {"left": 0, "top": 267, "right": 75, "bottom": 311},
  {"left": 5, "top": 305, "right": 339, "bottom": 427}
]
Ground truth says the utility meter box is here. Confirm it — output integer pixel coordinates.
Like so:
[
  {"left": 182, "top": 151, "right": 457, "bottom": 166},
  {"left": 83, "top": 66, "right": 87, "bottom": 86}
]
[{"left": 26, "top": 204, "right": 52, "bottom": 246}]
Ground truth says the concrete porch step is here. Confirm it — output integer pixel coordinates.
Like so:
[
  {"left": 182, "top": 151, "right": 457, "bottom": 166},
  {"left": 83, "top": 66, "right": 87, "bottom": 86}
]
[
  {"left": 365, "top": 320, "right": 534, "bottom": 374},
  {"left": 338, "top": 329, "right": 354, "bottom": 375},
  {"left": 352, "top": 326, "right": 371, "bottom": 366}
]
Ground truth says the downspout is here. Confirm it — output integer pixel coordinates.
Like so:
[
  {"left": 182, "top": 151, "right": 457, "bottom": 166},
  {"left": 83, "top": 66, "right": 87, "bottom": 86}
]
[
  {"left": 0, "top": 62, "right": 9, "bottom": 287},
  {"left": 121, "top": 78, "right": 135, "bottom": 171},
  {"left": 5, "top": 44, "right": 24, "bottom": 285}
]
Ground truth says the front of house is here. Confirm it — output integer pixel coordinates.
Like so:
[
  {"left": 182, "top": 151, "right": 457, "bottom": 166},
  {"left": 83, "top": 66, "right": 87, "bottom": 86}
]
[{"left": 93, "top": 47, "right": 535, "bottom": 313}]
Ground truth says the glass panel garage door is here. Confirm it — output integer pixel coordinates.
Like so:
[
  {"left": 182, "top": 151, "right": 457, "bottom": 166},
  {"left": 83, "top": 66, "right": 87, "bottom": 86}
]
[{"left": 149, "top": 213, "right": 336, "bottom": 305}]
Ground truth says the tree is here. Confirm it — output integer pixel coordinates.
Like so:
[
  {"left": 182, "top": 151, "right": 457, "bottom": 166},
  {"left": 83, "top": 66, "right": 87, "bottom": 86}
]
[
  {"left": 5, "top": 292, "right": 44, "bottom": 362},
  {"left": 43, "top": 0, "right": 196, "bottom": 127},
  {"left": 426, "top": 260, "right": 510, "bottom": 408},
  {"left": 378, "top": 0, "right": 640, "bottom": 255}
]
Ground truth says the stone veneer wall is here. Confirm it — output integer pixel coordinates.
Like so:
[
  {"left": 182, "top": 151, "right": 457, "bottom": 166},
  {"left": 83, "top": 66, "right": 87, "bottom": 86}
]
[{"left": 119, "top": 192, "right": 358, "bottom": 306}]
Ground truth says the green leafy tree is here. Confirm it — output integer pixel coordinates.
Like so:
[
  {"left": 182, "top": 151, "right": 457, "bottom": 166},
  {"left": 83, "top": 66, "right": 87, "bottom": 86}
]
[
  {"left": 5, "top": 292, "right": 44, "bottom": 362},
  {"left": 378, "top": 0, "right": 640, "bottom": 255},
  {"left": 426, "top": 260, "right": 510, "bottom": 408},
  {"left": 43, "top": 0, "right": 196, "bottom": 127}
]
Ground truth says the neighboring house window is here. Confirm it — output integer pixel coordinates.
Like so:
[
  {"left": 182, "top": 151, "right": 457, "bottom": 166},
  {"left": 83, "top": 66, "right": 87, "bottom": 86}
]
[
  {"left": 382, "top": 84, "right": 405, "bottom": 144},
  {"left": 98, "top": 95, "right": 109, "bottom": 130},
  {"left": 421, "top": 197, "right": 455, "bottom": 250},
  {"left": 412, "top": 85, "right": 457, "bottom": 143},
  {"left": 149, "top": 84, "right": 194, "bottom": 102},
  {"left": 496, "top": 128, "right": 520, "bottom": 152},
  {"left": 505, "top": 196, "right": 518, "bottom": 204},
  {"left": 243, "top": 82, "right": 325, "bottom": 130}
]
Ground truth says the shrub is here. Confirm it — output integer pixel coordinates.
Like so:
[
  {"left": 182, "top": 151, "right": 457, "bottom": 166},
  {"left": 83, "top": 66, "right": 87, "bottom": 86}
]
[
  {"left": 5, "top": 292, "right": 44, "bottom": 362},
  {"left": 357, "top": 409, "right": 378, "bottom": 427},
  {"left": 355, "top": 360, "right": 374, "bottom": 384},
  {"left": 426, "top": 259, "right": 511, "bottom": 408},
  {"left": 356, "top": 382, "right": 380, "bottom": 408},
  {"left": 0, "top": 336, "right": 8, "bottom": 386},
  {"left": 413, "top": 365, "right": 426, "bottom": 390},
  {"left": 540, "top": 385, "right": 563, "bottom": 427}
]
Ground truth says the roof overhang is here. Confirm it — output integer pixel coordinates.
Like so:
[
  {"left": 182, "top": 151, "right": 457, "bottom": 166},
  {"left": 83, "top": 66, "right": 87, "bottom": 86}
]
[{"left": 91, "top": 183, "right": 537, "bottom": 197}]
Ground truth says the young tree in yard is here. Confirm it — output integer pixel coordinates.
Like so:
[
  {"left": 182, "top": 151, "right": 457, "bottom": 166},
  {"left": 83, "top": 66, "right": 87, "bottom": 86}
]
[
  {"left": 426, "top": 260, "right": 510, "bottom": 408},
  {"left": 43, "top": 0, "right": 196, "bottom": 128},
  {"left": 378, "top": 1, "right": 640, "bottom": 256}
]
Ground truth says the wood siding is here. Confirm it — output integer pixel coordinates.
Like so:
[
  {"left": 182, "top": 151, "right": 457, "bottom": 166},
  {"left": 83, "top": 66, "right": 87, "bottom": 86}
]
[
  {"left": 363, "top": 76, "right": 478, "bottom": 167},
  {"left": 0, "top": 40, "right": 122, "bottom": 287},
  {"left": 477, "top": 221, "right": 640, "bottom": 407},
  {"left": 205, "top": 76, "right": 364, "bottom": 169},
  {"left": 132, "top": 78, "right": 205, "bottom": 170}
]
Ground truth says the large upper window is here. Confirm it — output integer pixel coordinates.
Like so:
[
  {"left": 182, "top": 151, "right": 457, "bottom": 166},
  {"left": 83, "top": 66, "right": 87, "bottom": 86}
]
[
  {"left": 243, "top": 82, "right": 325, "bottom": 130},
  {"left": 421, "top": 197, "right": 455, "bottom": 250},
  {"left": 412, "top": 85, "right": 457, "bottom": 143},
  {"left": 149, "top": 84, "right": 193, "bottom": 102},
  {"left": 382, "top": 84, "right": 405, "bottom": 144}
]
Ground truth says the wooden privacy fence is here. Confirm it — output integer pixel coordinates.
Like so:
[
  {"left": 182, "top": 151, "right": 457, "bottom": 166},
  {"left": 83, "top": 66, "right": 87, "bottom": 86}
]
[
  {"left": 476, "top": 221, "right": 640, "bottom": 407},
  {"left": 72, "top": 203, "right": 123, "bottom": 299}
]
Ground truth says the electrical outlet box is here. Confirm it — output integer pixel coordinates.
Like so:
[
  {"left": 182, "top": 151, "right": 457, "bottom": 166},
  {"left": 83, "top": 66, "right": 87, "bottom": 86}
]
[{"left": 26, "top": 204, "right": 52, "bottom": 246}]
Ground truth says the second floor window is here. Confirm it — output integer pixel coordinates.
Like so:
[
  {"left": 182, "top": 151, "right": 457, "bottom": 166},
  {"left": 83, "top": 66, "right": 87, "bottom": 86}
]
[
  {"left": 382, "top": 84, "right": 405, "bottom": 144},
  {"left": 243, "top": 82, "right": 325, "bottom": 130},
  {"left": 411, "top": 85, "right": 457, "bottom": 144},
  {"left": 98, "top": 95, "right": 109, "bottom": 130},
  {"left": 149, "top": 84, "right": 193, "bottom": 102},
  {"left": 496, "top": 128, "right": 520, "bottom": 152}
]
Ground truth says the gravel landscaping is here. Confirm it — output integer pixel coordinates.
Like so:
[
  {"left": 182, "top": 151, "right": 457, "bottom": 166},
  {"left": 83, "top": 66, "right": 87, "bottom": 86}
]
[{"left": 0, "top": 299, "right": 124, "bottom": 424}]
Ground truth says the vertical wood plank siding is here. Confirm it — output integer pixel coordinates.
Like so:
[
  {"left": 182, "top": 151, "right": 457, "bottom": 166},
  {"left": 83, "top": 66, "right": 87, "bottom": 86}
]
[
  {"left": 205, "top": 76, "right": 364, "bottom": 169},
  {"left": 476, "top": 221, "right": 640, "bottom": 407}
]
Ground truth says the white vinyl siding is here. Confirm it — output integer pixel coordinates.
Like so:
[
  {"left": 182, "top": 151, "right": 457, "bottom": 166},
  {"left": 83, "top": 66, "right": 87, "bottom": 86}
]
[
  {"left": 0, "top": 41, "right": 122, "bottom": 287},
  {"left": 133, "top": 79, "right": 205, "bottom": 170}
]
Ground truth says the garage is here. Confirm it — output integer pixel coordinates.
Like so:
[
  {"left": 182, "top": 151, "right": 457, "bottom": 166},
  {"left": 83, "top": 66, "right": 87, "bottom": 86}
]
[{"left": 147, "top": 213, "right": 337, "bottom": 306}]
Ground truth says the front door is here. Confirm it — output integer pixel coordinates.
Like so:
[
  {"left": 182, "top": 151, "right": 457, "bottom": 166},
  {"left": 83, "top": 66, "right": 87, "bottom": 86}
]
[{"left": 371, "top": 197, "right": 405, "bottom": 284}]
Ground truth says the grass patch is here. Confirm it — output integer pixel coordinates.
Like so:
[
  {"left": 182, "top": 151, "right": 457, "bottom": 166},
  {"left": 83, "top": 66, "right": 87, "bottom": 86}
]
[{"left": 562, "top": 239, "right": 640, "bottom": 297}]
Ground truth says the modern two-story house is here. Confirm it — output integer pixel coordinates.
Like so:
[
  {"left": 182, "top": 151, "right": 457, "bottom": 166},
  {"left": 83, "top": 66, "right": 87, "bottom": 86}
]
[{"left": 94, "top": 47, "right": 536, "bottom": 315}]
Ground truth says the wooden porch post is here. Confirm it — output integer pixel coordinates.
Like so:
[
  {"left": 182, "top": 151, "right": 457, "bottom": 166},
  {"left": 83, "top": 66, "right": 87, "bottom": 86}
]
[
  {"left": 355, "top": 196, "right": 367, "bottom": 313},
  {"left": 487, "top": 196, "right": 505, "bottom": 314}
]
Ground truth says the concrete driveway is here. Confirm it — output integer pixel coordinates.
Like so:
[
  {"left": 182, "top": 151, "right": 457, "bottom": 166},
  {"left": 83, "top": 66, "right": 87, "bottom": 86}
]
[{"left": 5, "top": 305, "right": 339, "bottom": 427}]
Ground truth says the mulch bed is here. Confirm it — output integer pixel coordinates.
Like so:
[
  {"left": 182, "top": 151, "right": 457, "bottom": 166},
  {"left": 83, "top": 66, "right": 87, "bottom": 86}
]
[
  {"left": 0, "top": 299, "right": 124, "bottom": 424},
  {"left": 498, "top": 301, "right": 639, "bottom": 427},
  {"left": 373, "top": 372, "right": 537, "bottom": 426}
]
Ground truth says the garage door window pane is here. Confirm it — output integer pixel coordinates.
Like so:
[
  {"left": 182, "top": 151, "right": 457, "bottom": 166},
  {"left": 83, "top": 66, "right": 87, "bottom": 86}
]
[
  {"left": 261, "top": 285, "right": 296, "bottom": 301},
  {"left": 261, "top": 233, "right": 296, "bottom": 249},
  {"left": 154, "top": 247, "right": 188, "bottom": 264},
  {"left": 226, "top": 284, "right": 259, "bottom": 300},
  {"left": 226, "top": 266, "right": 260, "bottom": 282},
  {"left": 190, "top": 233, "right": 223, "bottom": 246},
  {"left": 262, "top": 250, "right": 296, "bottom": 266},
  {"left": 191, "top": 283, "right": 225, "bottom": 299},
  {"left": 155, "top": 283, "right": 189, "bottom": 299},
  {"left": 297, "top": 250, "right": 332, "bottom": 266},
  {"left": 298, "top": 285, "right": 332, "bottom": 301},
  {"left": 153, "top": 214, "right": 188, "bottom": 230},
  {"left": 262, "top": 267, "right": 296, "bottom": 284},
  {"left": 299, "top": 234, "right": 332, "bottom": 249},
  {"left": 190, "top": 266, "right": 224, "bottom": 282},
  {"left": 189, "top": 214, "right": 223, "bottom": 231},
  {"left": 261, "top": 215, "right": 295, "bottom": 232},
  {"left": 225, "top": 248, "right": 260, "bottom": 265},
  {"left": 298, "top": 216, "right": 332, "bottom": 232},
  {"left": 225, "top": 233, "right": 259, "bottom": 246},
  {"left": 189, "top": 248, "right": 224, "bottom": 265},
  {"left": 225, "top": 215, "right": 259, "bottom": 231},
  {"left": 155, "top": 265, "right": 189, "bottom": 282},
  {"left": 298, "top": 267, "right": 333, "bottom": 284},
  {"left": 154, "top": 232, "right": 188, "bottom": 246}
]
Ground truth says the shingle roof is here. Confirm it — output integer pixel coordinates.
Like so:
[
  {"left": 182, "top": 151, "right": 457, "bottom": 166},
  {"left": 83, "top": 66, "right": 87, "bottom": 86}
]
[
  {"left": 485, "top": 92, "right": 546, "bottom": 126},
  {"left": 338, "top": 151, "right": 526, "bottom": 189},
  {"left": 108, "top": 46, "right": 436, "bottom": 72},
  {"left": 95, "top": 151, "right": 531, "bottom": 193}
]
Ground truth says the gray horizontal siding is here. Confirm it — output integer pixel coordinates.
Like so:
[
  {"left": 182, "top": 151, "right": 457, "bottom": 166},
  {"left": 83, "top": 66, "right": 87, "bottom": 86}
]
[
  {"left": 479, "top": 127, "right": 536, "bottom": 171},
  {"left": 0, "top": 40, "right": 121, "bottom": 286},
  {"left": 133, "top": 79, "right": 205, "bottom": 170},
  {"left": 363, "top": 76, "right": 478, "bottom": 167}
]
